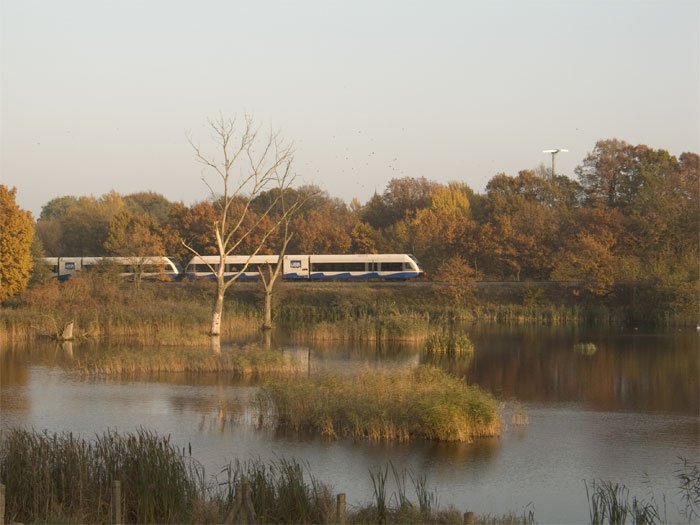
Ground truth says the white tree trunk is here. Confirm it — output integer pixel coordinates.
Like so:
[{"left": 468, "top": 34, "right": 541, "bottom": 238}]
[
  {"left": 263, "top": 290, "right": 273, "bottom": 330},
  {"left": 211, "top": 289, "right": 224, "bottom": 336}
]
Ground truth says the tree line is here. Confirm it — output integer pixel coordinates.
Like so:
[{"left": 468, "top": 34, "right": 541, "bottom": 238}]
[{"left": 2, "top": 137, "right": 698, "bottom": 310}]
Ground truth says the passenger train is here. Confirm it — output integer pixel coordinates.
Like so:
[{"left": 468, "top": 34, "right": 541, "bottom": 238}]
[
  {"left": 186, "top": 254, "right": 423, "bottom": 280},
  {"left": 43, "top": 254, "right": 424, "bottom": 282},
  {"left": 43, "top": 256, "right": 181, "bottom": 281}
]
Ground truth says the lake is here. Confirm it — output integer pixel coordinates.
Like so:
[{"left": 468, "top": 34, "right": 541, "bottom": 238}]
[{"left": 1, "top": 325, "right": 697, "bottom": 523}]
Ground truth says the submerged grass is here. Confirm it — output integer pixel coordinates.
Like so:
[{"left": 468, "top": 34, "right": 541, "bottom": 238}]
[
  {"left": 291, "top": 316, "right": 432, "bottom": 343},
  {"left": 257, "top": 365, "right": 501, "bottom": 442}
]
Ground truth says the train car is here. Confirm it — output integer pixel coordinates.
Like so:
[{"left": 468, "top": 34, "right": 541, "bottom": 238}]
[
  {"left": 283, "top": 254, "right": 423, "bottom": 280},
  {"left": 185, "top": 255, "right": 279, "bottom": 280},
  {"left": 185, "top": 254, "right": 423, "bottom": 281},
  {"left": 44, "top": 256, "right": 181, "bottom": 281}
]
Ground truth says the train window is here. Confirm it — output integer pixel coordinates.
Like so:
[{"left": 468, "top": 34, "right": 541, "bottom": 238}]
[
  {"left": 311, "top": 262, "right": 366, "bottom": 272},
  {"left": 141, "top": 264, "right": 166, "bottom": 273},
  {"left": 380, "top": 262, "right": 403, "bottom": 271},
  {"left": 403, "top": 262, "right": 413, "bottom": 271}
]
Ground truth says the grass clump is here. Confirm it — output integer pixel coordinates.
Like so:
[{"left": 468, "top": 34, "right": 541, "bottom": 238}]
[
  {"left": 257, "top": 365, "right": 501, "bottom": 442},
  {"left": 216, "top": 457, "right": 335, "bottom": 524},
  {"left": 424, "top": 331, "right": 475, "bottom": 357},
  {"left": 574, "top": 342, "right": 598, "bottom": 355},
  {"left": 71, "top": 344, "right": 303, "bottom": 378}
]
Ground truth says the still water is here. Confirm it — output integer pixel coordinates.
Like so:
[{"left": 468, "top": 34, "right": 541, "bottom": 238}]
[{"left": 1, "top": 326, "right": 698, "bottom": 523}]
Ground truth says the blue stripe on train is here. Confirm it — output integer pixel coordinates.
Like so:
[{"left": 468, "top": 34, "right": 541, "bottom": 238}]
[{"left": 309, "top": 272, "right": 419, "bottom": 280}]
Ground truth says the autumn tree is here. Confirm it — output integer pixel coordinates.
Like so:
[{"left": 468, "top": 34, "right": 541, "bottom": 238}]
[
  {"left": 435, "top": 255, "right": 479, "bottom": 306},
  {"left": 362, "top": 176, "right": 439, "bottom": 228},
  {"left": 404, "top": 184, "right": 473, "bottom": 274},
  {"left": 576, "top": 139, "right": 641, "bottom": 209},
  {"left": 178, "top": 201, "right": 219, "bottom": 260},
  {"left": 551, "top": 208, "right": 624, "bottom": 296},
  {"left": 350, "top": 222, "right": 381, "bottom": 253},
  {"left": 478, "top": 171, "right": 562, "bottom": 280},
  {"left": 0, "top": 186, "right": 34, "bottom": 302},
  {"left": 291, "top": 207, "right": 352, "bottom": 253},
  {"left": 186, "top": 115, "right": 297, "bottom": 336}
]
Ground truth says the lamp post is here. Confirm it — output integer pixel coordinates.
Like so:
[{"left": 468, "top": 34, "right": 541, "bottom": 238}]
[{"left": 542, "top": 148, "right": 568, "bottom": 178}]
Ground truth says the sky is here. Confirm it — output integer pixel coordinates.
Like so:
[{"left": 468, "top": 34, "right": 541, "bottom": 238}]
[{"left": 1, "top": 0, "right": 698, "bottom": 218}]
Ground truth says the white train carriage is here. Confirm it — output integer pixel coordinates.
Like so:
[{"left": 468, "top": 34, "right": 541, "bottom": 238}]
[
  {"left": 283, "top": 254, "right": 423, "bottom": 280},
  {"left": 185, "top": 255, "right": 279, "bottom": 280},
  {"left": 185, "top": 253, "right": 423, "bottom": 281},
  {"left": 44, "top": 256, "right": 181, "bottom": 281}
]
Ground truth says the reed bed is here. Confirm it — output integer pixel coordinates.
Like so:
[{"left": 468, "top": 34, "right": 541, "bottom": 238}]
[
  {"left": 3, "top": 427, "right": 697, "bottom": 524},
  {"left": 257, "top": 365, "right": 501, "bottom": 442},
  {"left": 71, "top": 344, "right": 303, "bottom": 378},
  {"left": 0, "top": 427, "right": 201, "bottom": 524}
]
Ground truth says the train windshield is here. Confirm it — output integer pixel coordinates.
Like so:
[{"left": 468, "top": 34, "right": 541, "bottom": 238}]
[{"left": 407, "top": 254, "right": 422, "bottom": 271}]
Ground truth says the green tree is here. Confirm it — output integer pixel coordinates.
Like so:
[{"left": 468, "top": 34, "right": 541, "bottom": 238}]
[
  {"left": 0, "top": 186, "right": 34, "bottom": 302},
  {"left": 36, "top": 192, "right": 126, "bottom": 256},
  {"left": 123, "top": 191, "right": 177, "bottom": 225},
  {"left": 104, "top": 210, "right": 166, "bottom": 283}
]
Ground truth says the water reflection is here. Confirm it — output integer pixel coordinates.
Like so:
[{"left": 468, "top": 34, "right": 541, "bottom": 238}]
[
  {"left": 0, "top": 326, "right": 697, "bottom": 523},
  {"left": 466, "top": 326, "right": 699, "bottom": 414}
]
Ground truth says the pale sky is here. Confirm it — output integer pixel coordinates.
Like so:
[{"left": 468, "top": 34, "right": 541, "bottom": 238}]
[{"left": 1, "top": 0, "right": 698, "bottom": 217}]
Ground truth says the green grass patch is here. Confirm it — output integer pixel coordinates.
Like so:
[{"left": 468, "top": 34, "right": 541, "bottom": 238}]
[{"left": 257, "top": 365, "right": 501, "bottom": 442}]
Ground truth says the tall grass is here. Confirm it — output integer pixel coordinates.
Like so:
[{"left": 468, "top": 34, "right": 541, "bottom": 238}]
[
  {"left": 257, "top": 365, "right": 501, "bottom": 442},
  {"left": 214, "top": 457, "right": 335, "bottom": 524},
  {"left": 585, "top": 480, "right": 660, "bottom": 524},
  {"left": 585, "top": 460, "right": 700, "bottom": 524},
  {"left": 3, "top": 427, "right": 697, "bottom": 524},
  {"left": 0, "top": 428, "right": 201, "bottom": 524}
]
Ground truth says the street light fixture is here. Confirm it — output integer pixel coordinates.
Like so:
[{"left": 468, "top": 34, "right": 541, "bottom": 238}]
[{"left": 543, "top": 148, "right": 568, "bottom": 178}]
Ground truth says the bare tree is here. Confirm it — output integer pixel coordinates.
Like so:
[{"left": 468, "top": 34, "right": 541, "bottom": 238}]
[
  {"left": 257, "top": 193, "right": 294, "bottom": 330},
  {"left": 185, "top": 115, "right": 297, "bottom": 336}
]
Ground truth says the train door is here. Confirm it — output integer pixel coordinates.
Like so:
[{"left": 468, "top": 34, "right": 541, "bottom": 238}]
[
  {"left": 57, "top": 258, "right": 82, "bottom": 280},
  {"left": 283, "top": 255, "right": 309, "bottom": 279}
]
